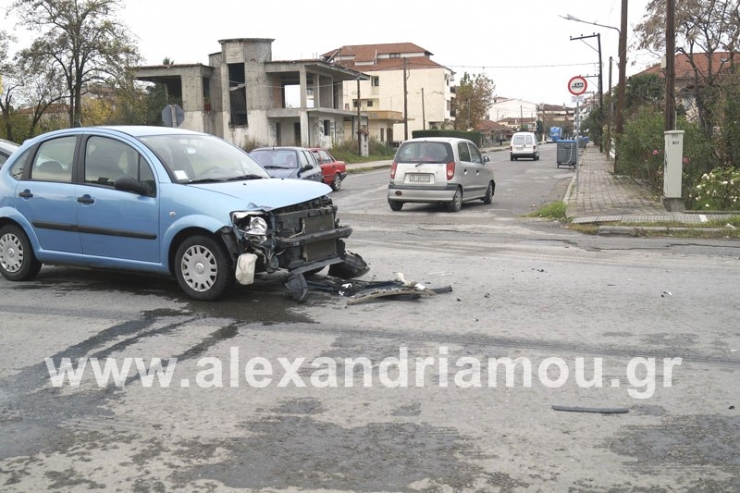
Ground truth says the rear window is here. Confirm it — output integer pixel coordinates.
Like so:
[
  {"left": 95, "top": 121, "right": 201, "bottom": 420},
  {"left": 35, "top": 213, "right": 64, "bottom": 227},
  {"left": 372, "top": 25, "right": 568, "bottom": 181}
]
[
  {"left": 395, "top": 142, "right": 453, "bottom": 164},
  {"left": 250, "top": 149, "right": 300, "bottom": 169}
]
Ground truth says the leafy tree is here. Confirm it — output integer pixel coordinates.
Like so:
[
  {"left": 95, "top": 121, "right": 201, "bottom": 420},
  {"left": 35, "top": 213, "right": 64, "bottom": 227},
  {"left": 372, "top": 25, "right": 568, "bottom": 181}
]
[
  {"left": 11, "top": 0, "right": 140, "bottom": 127},
  {"left": 452, "top": 73, "right": 495, "bottom": 131},
  {"left": 625, "top": 73, "right": 664, "bottom": 113},
  {"left": 635, "top": 0, "right": 740, "bottom": 137}
]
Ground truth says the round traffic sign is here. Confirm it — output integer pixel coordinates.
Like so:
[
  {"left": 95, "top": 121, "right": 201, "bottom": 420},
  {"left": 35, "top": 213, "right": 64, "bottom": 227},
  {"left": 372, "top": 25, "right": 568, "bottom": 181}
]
[{"left": 568, "top": 76, "right": 588, "bottom": 96}]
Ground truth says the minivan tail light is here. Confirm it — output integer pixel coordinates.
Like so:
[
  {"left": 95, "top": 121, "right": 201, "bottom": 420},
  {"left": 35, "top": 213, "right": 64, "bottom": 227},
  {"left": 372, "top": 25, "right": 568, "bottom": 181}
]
[
  {"left": 446, "top": 161, "right": 455, "bottom": 180},
  {"left": 391, "top": 161, "right": 398, "bottom": 179}
]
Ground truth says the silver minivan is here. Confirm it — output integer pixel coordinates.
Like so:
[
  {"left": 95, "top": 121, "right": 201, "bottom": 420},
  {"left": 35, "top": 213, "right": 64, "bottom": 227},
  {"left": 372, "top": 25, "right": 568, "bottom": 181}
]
[
  {"left": 387, "top": 137, "right": 495, "bottom": 212},
  {"left": 510, "top": 131, "right": 539, "bottom": 161}
]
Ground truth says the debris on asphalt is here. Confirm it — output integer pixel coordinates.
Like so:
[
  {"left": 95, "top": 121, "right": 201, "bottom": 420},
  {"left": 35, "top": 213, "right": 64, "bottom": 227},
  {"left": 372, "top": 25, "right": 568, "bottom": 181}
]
[
  {"left": 306, "top": 273, "right": 453, "bottom": 305},
  {"left": 661, "top": 291, "right": 673, "bottom": 297},
  {"left": 552, "top": 405, "right": 630, "bottom": 414}
]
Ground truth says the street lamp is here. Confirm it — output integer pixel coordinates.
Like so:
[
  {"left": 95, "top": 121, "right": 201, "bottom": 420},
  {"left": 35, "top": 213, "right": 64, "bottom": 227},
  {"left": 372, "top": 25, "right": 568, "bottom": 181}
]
[{"left": 561, "top": 11, "right": 626, "bottom": 164}]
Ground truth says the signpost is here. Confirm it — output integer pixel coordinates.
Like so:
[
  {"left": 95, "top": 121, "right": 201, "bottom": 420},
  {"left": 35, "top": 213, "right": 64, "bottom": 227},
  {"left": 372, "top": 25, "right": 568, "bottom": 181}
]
[{"left": 568, "top": 76, "right": 588, "bottom": 193}]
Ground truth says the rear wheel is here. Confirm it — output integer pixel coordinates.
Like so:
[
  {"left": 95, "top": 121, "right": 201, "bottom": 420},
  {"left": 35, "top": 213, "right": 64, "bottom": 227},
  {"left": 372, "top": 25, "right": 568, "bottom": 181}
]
[
  {"left": 482, "top": 182, "right": 495, "bottom": 204},
  {"left": 447, "top": 187, "right": 463, "bottom": 212},
  {"left": 175, "top": 235, "right": 234, "bottom": 300},
  {"left": 0, "top": 225, "right": 42, "bottom": 281},
  {"left": 331, "top": 174, "right": 342, "bottom": 191},
  {"left": 389, "top": 200, "right": 404, "bottom": 212}
]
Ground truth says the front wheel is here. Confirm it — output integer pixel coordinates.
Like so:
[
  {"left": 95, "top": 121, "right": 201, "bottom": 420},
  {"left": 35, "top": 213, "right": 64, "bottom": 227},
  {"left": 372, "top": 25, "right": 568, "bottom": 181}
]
[
  {"left": 0, "top": 225, "right": 42, "bottom": 281},
  {"left": 447, "top": 188, "right": 463, "bottom": 213},
  {"left": 174, "top": 235, "right": 234, "bottom": 300}
]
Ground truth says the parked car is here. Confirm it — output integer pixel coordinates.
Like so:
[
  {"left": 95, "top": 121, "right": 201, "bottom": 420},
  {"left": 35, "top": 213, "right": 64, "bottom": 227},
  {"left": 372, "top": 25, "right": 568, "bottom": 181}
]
[
  {"left": 249, "top": 146, "right": 323, "bottom": 182},
  {"left": 0, "top": 126, "right": 367, "bottom": 300},
  {"left": 308, "top": 148, "right": 347, "bottom": 191},
  {"left": 510, "top": 131, "right": 539, "bottom": 161},
  {"left": 387, "top": 137, "right": 495, "bottom": 212},
  {"left": 0, "top": 138, "right": 20, "bottom": 168}
]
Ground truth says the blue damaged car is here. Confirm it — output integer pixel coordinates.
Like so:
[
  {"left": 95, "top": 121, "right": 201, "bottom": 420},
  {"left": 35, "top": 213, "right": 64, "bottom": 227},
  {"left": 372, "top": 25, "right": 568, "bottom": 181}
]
[{"left": 0, "top": 126, "right": 367, "bottom": 300}]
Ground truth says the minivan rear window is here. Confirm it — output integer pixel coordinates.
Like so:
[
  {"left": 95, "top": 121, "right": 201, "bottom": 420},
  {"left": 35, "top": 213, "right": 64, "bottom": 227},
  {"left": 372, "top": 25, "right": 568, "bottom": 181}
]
[
  {"left": 513, "top": 135, "right": 532, "bottom": 145},
  {"left": 396, "top": 142, "right": 453, "bottom": 164}
]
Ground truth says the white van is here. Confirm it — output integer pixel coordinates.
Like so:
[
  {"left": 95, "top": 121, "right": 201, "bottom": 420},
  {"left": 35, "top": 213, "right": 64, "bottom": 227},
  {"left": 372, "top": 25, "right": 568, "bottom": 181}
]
[{"left": 510, "top": 132, "right": 539, "bottom": 161}]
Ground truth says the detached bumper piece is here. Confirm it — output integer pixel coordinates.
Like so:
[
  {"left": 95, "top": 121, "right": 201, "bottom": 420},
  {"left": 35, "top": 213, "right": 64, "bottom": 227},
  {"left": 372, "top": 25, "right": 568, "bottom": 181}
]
[{"left": 306, "top": 274, "right": 452, "bottom": 305}]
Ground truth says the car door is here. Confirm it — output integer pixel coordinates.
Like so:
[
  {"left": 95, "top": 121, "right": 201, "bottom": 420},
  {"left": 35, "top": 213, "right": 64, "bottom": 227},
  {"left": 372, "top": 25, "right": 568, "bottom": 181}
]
[
  {"left": 13, "top": 136, "right": 82, "bottom": 255},
  {"left": 467, "top": 142, "right": 491, "bottom": 197},
  {"left": 75, "top": 136, "right": 161, "bottom": 264},
  {"left": 456, "top": 141, "right": 477, "bottom": 196}
]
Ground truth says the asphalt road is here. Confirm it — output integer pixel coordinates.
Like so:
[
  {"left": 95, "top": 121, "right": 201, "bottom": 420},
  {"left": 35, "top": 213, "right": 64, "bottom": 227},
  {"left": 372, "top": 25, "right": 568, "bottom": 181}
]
[{"left": 1, "top": 159, "right": 739, "bottom": 492}]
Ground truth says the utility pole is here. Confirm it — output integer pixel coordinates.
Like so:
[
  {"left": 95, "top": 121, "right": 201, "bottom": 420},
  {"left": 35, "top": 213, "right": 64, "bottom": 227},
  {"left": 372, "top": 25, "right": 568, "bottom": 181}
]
[
  {"left": 356, "top": 78, "right": 361, "bottom": 154},
  {"left": 569, "top": 32, "right": 604, "bottom": 152},
  {"left": 615, "top": 0, "right": 628, "bottom": 169},
  {"left": 606, "top": 56, "right": 613, "bottom": 157},
  {"left": 403, "top": 58, "right": 409, "bottom": 140},
  {"left": 665, "top": 0, "right": 676, "bottom": 131},
  {"left": 421, "top": 87, "right": 426, "bottom": 130}
]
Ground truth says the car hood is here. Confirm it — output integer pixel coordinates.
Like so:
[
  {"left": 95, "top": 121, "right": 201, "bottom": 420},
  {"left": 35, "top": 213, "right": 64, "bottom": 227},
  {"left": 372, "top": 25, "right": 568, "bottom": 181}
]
[
  {"left": 266, "top": 168, "right": 299, "bottom": 179},
  {"left": 187, "top": 178, "right": 331, "bottom": 210}
]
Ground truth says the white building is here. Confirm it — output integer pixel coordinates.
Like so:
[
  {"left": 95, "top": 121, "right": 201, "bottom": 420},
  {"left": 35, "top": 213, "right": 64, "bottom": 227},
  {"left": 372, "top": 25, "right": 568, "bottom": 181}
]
[
  {"left": 489, "top": 97, "right": 539, "bottom": 130},
  {"left": 321, "top": 43, "right": 455, "bottom": 145}
]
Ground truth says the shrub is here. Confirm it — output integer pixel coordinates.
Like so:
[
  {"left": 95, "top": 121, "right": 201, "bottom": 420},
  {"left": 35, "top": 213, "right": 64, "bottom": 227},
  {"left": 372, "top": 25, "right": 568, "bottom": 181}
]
[{"left": 691, "top": 167, "right": 740, "bottom": 210}]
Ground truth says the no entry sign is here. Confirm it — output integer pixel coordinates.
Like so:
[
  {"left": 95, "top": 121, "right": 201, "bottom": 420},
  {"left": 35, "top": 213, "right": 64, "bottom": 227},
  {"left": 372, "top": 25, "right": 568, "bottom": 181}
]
[{"left": 568, "top": 76, "right": 588, "bottom": 96}]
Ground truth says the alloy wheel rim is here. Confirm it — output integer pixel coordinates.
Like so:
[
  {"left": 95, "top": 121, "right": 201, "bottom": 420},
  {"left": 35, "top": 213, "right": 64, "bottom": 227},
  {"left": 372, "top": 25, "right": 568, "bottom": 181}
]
[{"left": 181, "top": 245, "right": 217, "bottom": 292}]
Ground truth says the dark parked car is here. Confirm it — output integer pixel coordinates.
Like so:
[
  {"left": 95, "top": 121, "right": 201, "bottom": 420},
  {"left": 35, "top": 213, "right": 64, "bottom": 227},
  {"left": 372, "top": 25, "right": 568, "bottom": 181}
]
[
  {"left": 0, "top": 138, "right": 20, "bottom": 168},
  {"left": 308, "top": 148, "right": 347, "bottom": 191},
  {"left": 249, "top": 147, "right": 323, "bottom": 183},
  {"left": 0, "top": 127, "right": 367, "bottom": 300}
]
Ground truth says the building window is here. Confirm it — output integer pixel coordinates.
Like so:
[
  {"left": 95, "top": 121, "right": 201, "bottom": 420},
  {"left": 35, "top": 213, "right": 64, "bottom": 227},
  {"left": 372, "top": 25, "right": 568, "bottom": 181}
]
[
  {"left": 371, "top": 76, "right": 380, "bottom": 87},
  {"left": 353, "top": 100, "right": 359, "bottom": 108},
  {"left": 389, "top": 53, "right": 400, "bottom": 58},
  {"left": 228, "top": 63, "right": 247, "bottom": 126},
  {"left": 367, "top": 101, "right": 373, "bottom": 107}
]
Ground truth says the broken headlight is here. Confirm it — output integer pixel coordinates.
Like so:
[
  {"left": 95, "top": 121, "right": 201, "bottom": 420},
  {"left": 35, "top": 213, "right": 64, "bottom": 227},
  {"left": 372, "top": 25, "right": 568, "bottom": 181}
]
[{"left": 232, "top": 212, "right": 269, "bottom": 236}]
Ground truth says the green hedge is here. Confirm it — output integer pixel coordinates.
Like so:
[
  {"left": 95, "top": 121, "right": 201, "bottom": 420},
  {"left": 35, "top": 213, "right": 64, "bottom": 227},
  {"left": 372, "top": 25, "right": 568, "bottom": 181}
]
[{"left": 411, "top": 130, "right": 482, "bottom": 147}]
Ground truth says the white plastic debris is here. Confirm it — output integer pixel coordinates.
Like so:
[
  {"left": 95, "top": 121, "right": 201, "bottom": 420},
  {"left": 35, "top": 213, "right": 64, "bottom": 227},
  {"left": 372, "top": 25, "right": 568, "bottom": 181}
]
[{"left": 235, "top": 253, "right": 258, "bottom": 285}]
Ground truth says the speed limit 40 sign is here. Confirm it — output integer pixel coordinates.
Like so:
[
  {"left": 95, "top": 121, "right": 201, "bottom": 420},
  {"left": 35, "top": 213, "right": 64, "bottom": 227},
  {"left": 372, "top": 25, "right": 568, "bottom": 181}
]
[{"left": 568, "top": 76, "right": 588, "bottom": 96}]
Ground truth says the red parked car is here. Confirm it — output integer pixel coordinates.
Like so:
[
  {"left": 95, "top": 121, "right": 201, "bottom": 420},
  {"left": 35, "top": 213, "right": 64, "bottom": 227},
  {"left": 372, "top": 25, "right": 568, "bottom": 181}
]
[{"left": 308, "top": 148, "right": 347, "bottom": 191}]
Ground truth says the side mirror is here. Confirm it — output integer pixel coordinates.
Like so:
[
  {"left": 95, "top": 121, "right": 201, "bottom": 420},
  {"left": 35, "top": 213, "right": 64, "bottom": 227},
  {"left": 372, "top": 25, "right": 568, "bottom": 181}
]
[
  {"left": 484, "top": 155, "right": 490, "bottom": 163},
  {"left": 115, "top": 175, "right": 152, "bottom": 196},
  {"left": 300, "top": 164, "right": 314, "bottom": 173}
]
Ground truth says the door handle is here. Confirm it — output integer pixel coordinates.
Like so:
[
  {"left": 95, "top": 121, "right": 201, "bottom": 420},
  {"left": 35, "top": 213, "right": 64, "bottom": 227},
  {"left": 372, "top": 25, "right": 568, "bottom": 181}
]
[
  {"left": 77, "top": 195, "right": 95, "bottom": 205},
  {"left": 18, "top": 189, "right": 33, "bottom": 199}
]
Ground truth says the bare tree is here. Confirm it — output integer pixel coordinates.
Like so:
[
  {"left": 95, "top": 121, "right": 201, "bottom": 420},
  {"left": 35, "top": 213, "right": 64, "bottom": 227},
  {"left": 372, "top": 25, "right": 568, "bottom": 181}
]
[{"left": 11, "top": 0, "right": 140, "bottom": 127}]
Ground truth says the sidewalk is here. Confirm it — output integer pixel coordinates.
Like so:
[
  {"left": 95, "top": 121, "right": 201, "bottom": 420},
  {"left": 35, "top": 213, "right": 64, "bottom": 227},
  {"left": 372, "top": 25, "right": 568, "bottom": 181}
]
[{"left": 565, "top": 145, "right": 734, "bottom": 226}]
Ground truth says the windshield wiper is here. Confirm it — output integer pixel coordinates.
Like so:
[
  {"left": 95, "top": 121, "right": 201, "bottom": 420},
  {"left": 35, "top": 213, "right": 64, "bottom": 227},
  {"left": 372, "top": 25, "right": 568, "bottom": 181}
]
[
  {"left": 186, "top": 178, "right": 224, "bottom": 184},
  {"left": 225, "top": 174, "right": 265, "bottom": 181}
]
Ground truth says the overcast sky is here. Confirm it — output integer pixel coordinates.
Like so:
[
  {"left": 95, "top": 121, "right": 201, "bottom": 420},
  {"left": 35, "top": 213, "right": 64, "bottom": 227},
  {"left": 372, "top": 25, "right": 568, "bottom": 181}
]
[{"left": 3, "top": 0, "right": 658, "bottom": 106}]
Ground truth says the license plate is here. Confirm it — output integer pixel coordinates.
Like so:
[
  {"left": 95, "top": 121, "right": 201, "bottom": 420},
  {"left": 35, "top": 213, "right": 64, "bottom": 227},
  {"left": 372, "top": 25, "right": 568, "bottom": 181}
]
[
  {"left": 515, "top": 146, "right": 524, "bottom": 150},
  {"left": 408, "top": 174, "right": 431, "bottom": 183}
]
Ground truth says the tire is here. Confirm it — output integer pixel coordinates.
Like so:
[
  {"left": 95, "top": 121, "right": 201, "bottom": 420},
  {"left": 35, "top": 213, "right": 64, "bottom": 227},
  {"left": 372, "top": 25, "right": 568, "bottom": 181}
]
[
  {"left": 0, "top": 225, "right": 42, "bottom": 281},
  {"left": 510, "top": 154, "right": 514, "bottom": 161},
  {"left": 389, "top": 200, "right": 403, "bottom": 212},
  {"left": 447, "top": 187, "right": 463, "bottom": 212},
  {"left": 174, "top": 235, "right": 234, "bottom": 300},
  {"left": 331, "top": 174, "right": 342, "bottom": 191},
  {"left": 482, "top": 181, "right": 495, "bottom": 204}
]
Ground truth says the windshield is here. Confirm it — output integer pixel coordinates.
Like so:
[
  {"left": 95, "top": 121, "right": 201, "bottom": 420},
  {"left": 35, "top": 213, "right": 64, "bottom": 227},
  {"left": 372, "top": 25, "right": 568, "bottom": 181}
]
[
  {"left": 139, "top": 134, "right": 271, "bottom": 183},
  {"left": 395, "top": 142, "right": 452, "bottom": 164}
]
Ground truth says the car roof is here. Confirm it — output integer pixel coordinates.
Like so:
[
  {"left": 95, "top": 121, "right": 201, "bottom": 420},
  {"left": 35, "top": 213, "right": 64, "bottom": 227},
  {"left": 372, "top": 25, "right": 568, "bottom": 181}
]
[
  {"left": 401, "top": 137, "right": 472, "bottom": 144},
  {"left": 251, "top": 147, "right": 306, "bottom": 152},
  {"left": 0, "top": 138, "right": 20, "bottom": 154}
]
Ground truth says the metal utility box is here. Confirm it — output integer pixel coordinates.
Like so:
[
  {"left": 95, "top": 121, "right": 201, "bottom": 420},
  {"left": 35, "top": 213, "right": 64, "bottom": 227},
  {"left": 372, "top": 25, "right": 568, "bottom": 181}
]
[{"left": 556, "top": 140, "right": 577, "bottom": 167}]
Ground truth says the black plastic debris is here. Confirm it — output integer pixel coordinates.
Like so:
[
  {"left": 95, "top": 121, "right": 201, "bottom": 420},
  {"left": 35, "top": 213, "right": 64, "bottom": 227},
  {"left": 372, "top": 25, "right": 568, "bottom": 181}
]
[{"left": 306, "top": 274, "right": 452, "bottom": 305}]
